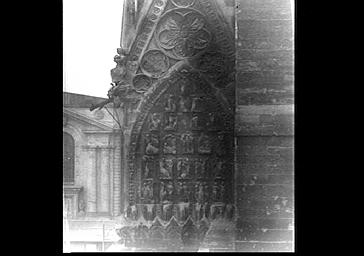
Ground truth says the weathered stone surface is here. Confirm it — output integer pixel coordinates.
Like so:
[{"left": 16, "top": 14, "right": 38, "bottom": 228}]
[
  {"left": 236, "top": 121, "right": 293, "bottom": 136},
  {"left": 237, "top": 217, "right": 293, "bottom": 231},
  {"left": 237, "top": 70, "right": 293, "bottom": 88},
  {"left": 238, "top": 156, "right": 293, "bottom": 168},
  {"left": 237, "top": 184, "right": 293, "bottom": 199},
  {"left": 238, "top": 144, "right": 293, "bottom": 158},
  {"left": 238, "top": 207, "right": 293, "bottom": 219},
  {"left": 236, "top": 0, "right": 293, "bottom": 109},
  {"left": 237, "top": 8, "right": 292, "bottom": 20},
  {"left": 237, "top": 174, "right": 293, "bottom": 185},
  {"left": 236, "top": 229, "right": 293, "bottom": 242},
  {"left": 237, "top": 89, "right": 294, "bottom": 105},
  {"left": 238, "top": 196, "right": 293, "bottom": 209},
  {"left": 235, "top": 241, "right": 293, "bottom": 252},
  {"left": 236, "top": 162, "right": 294, "bottom": 175},
  {"left": 236, "top": 0, "right": 292, "bottom": 20},
  {"left": 235, "top": 106, "right": 294, "bottom": 136},
  {"left": 238, "top": 135, "right": 294, "bottom": 147},
  {"left": 237, "top": 50, "right": 293, "bottom": 71},
  {"left": 237, "top": 20, "right": 293, "bottom": 39},
  {"left": 238, "top": 38, "right": 293, "bottom": 51}
]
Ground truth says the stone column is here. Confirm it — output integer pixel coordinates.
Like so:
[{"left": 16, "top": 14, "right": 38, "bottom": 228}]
[
  {"left": 95, "top": 146, "right": 101, "bottom": 212},
  {"left": 97, "top": 147, "right": 112, "bottom": 214},
  {"left": 112, "top": 130, "right": 123, "bottom": 216},
  {"left": 83, "top": 146, "right": 97, "bottom": 213},
  {"left": 108, "top": 145, "right": 114, "bottom": 215}
]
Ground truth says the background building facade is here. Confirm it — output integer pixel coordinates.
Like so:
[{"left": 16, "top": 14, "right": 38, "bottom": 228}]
[{"left": 63, "top": 92, "right": 123, "bottom": 251}]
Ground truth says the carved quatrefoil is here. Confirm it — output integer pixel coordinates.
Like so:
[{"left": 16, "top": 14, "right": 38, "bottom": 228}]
[{"left": 155, "top": 9, "right": 211, "bottom": 59}]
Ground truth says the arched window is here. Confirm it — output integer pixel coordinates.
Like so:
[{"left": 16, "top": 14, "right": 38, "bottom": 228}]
[{"left": 63, "top": 132, "right": 75, "bottom": 184}]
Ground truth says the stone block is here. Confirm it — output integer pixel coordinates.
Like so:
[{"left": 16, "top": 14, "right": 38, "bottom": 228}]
[{"left": 237, "top": 20, "right": 293, "bottom": 40}]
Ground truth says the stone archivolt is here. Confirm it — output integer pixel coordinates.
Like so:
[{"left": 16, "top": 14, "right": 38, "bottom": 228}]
[{"left": 122, "top": 63, "right": 235, "bottom": 249}]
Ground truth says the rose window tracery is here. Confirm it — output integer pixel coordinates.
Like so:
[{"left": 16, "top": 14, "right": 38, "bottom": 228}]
[{"left": 156, "top": 9, "right": 211, "bottom": 59}]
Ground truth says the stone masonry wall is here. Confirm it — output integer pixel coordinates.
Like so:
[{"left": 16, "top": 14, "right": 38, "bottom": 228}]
[{"left": 235, "top": 0, "right": 294, "bottom": 252}]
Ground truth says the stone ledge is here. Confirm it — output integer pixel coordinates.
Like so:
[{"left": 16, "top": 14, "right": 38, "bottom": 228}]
[
  {"left": 237, "top": 105, "right": 294, "bottom": 115},
  {"left": 83, "top": 130, "right": 118, "bottom": 134},
  {"left": 235, "top": 241, "right": 293, "bottom": 252}
]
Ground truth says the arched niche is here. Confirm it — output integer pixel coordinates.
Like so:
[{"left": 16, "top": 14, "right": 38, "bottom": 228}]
[
  {"left": 63, "top": 132, "right": 75, "bottom": 184},
  {"left": 127, "top": 64, "right": 234, "bottom": 222},
  {"left": 63, "top": 123, "right": 86, "bottom": 185}
]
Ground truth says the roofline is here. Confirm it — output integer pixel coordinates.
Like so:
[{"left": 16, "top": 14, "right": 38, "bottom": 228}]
[
  {"left": 63, "top": 91, "right": 108, "bottom": 100},
  {"left": 63, "top": 108, "right": 114, "bottom": 130}
]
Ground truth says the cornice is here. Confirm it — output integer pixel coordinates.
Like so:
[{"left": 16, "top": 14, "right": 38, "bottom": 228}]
[{"left": 63, "top": 108, "right": 114, "bottom": 130}]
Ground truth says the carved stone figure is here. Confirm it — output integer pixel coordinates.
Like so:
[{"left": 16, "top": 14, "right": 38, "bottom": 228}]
[
  {"left": 191, "top": 114, "right": 201, "bottom": 130},
  {"left": 195, "top": 158, "right": 206, "bottom": 178},
  {"left": 180, "top": 115, "right": 191, "bottom": 130},
  {"left": 178, "top": 78, "right": 195, "bottom": 96},
  {"left": 164, "top": 114, "right": 177, "bottom": 130},
  {"left": 198, "top": 133, "right": 211, "bottom": 154},
  {"left": 215, "top": 160, "right": 224, "bottom": 178},
  {"left": 163, "top": 134, "right": 177, "bottom": 154},
  {"left": 141, "top": 180, "right": 154, "bottom": 202},
  {"left": 208, "top": 157, "right": 224, "bottom": 178},
  {"left": 165, "top": 94, "right": 176, "bottom": 112},
  {"left": 176, "top": 181, "right": 183, "bottom": 196},
  {"left": 143, "top": 156, "right": 155, "bottom": 179},
  {"left": 160, "top": 181, "right": 173, "bottom": 203},
  {"left": 191, "top": 97, "right": 203, "bottom": 112},
  {"left": 177, "top": 158, "right": 191, "bottom": 179},
  {"left": 176, "top": 181, "right": 189, "bottom": 201},
  {"left": 159, "top": 158, "right": 173, "bottom": 179},
  {"left": 181, "top": 133, "right": 194, "bottom": 153},
  {"left": 149, "top": 113, "right": 162, "bottom": 131},
  {"left": 216, "top": 133, "right": 227, "bottom": 156},
  {"left": 90, "top": 48, "right": 143, "bottom": 111},
  {"left": 179, "top": 96, "right": 191, "bottom": 112},
  {"left": 145, "top": 134, "right": 159, "bottom": 154},
  {"left": 160, "top": 184, "right": 167, "bottom": 203},
  {"left": 207, "top": 112, "right": 220, "bottom": 130},
  {"left": 90, "top": 81, "right": 142, "bottom": 111},
  {"left": 110, "top": 49, "right": 128, "bottom": 84},
  {"left": 212, "top": 180, "right": 225, "bottom": 202},
  {"left": 195, "top": 182, "right": 205, "bottom": 203},
  {"left": 179, "top": 78, "right": 187, "bottom": 95}
]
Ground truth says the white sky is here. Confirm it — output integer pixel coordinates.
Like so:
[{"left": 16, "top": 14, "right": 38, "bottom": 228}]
[{"left": 63, "top": 0, "right": 124, "bottom": 97}]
